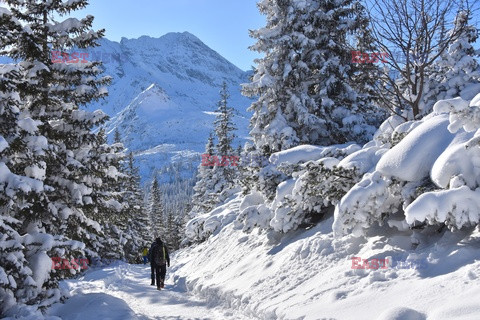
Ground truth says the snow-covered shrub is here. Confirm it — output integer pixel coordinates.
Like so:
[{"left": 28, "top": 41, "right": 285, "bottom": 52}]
[
  {"left": 373, "top": 115, "right": 406, "bottom": 146},
  {"left": 270, "top": 159, "right": 360, "bottom": 233},
  {"left": 185, "top": 188, "right": 241, "bottom": 243},
  {"left": 333, "top": 172, "right": 405, "bottom": 236},
  {"left": 235, "top": 191, "right": 272, "bottom": 232},
  {"left": 257, "top": 165, "right": 287, "bottom": 201},
  {"left": 292, "top": 159, "right": 358, "bottom": 209},
  {"left": 240, "top": 144, "right": 362, "bottom": 234},
  {"left": 335, "top": 93, "right": 480, "bottom": 236},
  {"left": 403, "top": 94, "right": 480, "bottom": 230},
  {"left": 405, "top": 186, "right": 480, "bottom": 230},
  {"left": 434, "top": 96, "right": 480, "bottom": 134},
  {"left": 334, "top": 113, "right": 452, "bottom": 235}
]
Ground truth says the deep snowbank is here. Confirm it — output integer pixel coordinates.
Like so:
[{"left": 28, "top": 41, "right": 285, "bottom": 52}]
[{"left": 174, "top": 205, "right": 480, "bottom": 319}]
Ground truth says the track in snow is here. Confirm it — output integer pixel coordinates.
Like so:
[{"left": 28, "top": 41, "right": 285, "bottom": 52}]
[{"left": 47, "top": 262, "right": 249, "bottom": 320}]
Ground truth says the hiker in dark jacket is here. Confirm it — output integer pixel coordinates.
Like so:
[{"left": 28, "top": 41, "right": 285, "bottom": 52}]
[{"left": 149, "top": 237, "right": 170, "bottom": 290}]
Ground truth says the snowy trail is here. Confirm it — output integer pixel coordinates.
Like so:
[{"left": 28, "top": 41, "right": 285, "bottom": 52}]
[{"left": 47, "top": 262, "right": 249, "bottom": 320}]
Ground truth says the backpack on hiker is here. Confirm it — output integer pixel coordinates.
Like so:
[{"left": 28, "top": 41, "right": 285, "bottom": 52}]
[{"left": 153, "top": 243, "right": 166, "bottom": 266}]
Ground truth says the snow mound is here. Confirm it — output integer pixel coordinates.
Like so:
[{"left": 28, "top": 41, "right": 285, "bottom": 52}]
[
  {"left": 405, "top": 186, "right": 480, "bottom": 229},
  {"left": 430, "top": 131, "right": 479, "bottom": 188},
  {"left": 376, "top": 307, "right": 425, "bottom": 320},
  {"left": 376, "top": 114, "right": 455, "bottom": 181},
  {"left": 338, "top": 145, "right": 387, "bottom": 174}
]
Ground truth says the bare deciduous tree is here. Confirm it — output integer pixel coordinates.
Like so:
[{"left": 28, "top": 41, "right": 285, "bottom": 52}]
[{"left": 368, "top": 0, "right": 476, "bottom": 119}]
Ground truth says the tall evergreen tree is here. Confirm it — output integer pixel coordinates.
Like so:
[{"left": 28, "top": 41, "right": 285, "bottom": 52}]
[
  {"left": 84, "top": 128, "right": 126, "bottom": 262},
  {"left": 190, "top": 83, "right": 239, "bottom": 216},
  {"left": 211, "top": 82, "right": 237, "bottom": 191},
  {"left": 191, "top": 132, "right": 216, "bottom": 214},
  {"left": 350, "top": 2, "right": 386, "bottom": 124},
  {"left": 243, "top": 0, "right": 324, "bottom": 154},
  {"left": 113, "top": 128, "right": 122, "bottom": 144},
  {"left": 122, "top": 152, "right": 150, "bottom": 262},
  {"left": 244, "top": 0, "right": 381, "bottom": 153},
  {"left": 0, "top": 54, "right": 44, "bottom": 312},
  {"left": 148, "top": 175, "right": 165, "bottom": 238},
  {"left": 2, "top": 0, "right": 111, "bottom": 244},
  {"left": 0, "top": 0, "right": 121, "bottom": 313},
  {"left": 308, "top": 0, "right": 380, "bottom": 144}
]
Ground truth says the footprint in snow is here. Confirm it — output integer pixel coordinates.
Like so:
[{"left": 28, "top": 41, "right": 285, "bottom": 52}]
[{"left": 330, "top": 290, "right": 348, "bottom": 301}]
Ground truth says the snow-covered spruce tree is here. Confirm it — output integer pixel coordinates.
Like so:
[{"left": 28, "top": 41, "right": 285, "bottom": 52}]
[
  {"left": 350, "top": 2, "right": 386, "bottom": 125},
  {"left": 0, "top": 2, "right": 100, "bottom": 313},
  {"left": 0, "top": 215, "right": 38, "bottom": 316},
  {"left": 243, "top": 0, "right": 325, "bottom": 154},
  {"left": 173, "top": 214, "right": 185, "bottom": 250},
  {"left": 309, "top": 0, "right": 381, "bottom": 144},
  {"left": 0, "top": 61, "right": 45, "bottom": 312},
  {"left": 191, "top": 132, "right": 216, "bottom": 214},
  {"left": 236, "top": 142, "right": 262, "bottom": 195},
  {"left": 148, "top": 175, "right": 165, "bottom": 238},
  {"left": 191, "top": 83, "right": 238, "bottom": 215},
  {"left": 3, "top": 0, "right": 111, "bottom": 236},
  {"left": 82, "top": 129, "right": 126, "bottom": 262},
  {"left": 243, "top": 0, "right": 380, "bottom": 153},
  {"left": 113, "top": 128, "right": 122, "bottom": 144},
  {"left": 0, "top": 0, "right": 128, "bottom": 310},
  {"left": 0, "top": 25, "right": 43, "bottom": 317},
  {"left": 122, "top": 152, "right": 150, "bottom": 263},
  {"left": 165, "top": 210, "right": 183, "bottom": 250},
  {"left": 159, "top": 172, "right": 194, "bottom": 248},
  {"left": 210, "top": 82, "right": 238, "bottom": 203}
]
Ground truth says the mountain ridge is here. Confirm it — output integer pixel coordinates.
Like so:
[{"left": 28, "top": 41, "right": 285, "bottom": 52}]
[{"left": 86, "top": 32, "right": 253, "bottom": 182}]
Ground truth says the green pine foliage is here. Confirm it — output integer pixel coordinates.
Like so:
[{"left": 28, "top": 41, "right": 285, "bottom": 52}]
[
  {"left": 148, "top": 176, "right": 165, "bottom": 238},
  {"left": 0, "top": 0, "right": 137, "bottom": 314}
]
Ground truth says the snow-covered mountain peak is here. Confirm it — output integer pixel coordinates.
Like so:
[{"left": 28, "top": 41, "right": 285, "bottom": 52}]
[
  {"left": 115, "top": 32, "right": 245, "bottom": 88},
  {"left": 88, "top": 32, "right": 252, "bottom": 181},
  {"left": 120, "top": 31, "right": 202, "bottom": 48}
]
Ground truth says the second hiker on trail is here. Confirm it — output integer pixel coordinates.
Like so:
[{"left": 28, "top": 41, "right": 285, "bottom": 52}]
[
  {"left": 149, "top": 237, "right": 170, "bottom": 290},
  {"left": 142, "top": 247, "right": 149, "bottom": 265}
]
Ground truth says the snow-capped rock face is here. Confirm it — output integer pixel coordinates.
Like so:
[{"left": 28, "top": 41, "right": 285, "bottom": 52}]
[{"left": 85, "top": 32, "right": 252, "bottom": 182}]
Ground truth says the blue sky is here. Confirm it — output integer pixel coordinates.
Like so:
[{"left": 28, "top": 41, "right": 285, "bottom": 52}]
[{"left": 73, "top": 0, "right": 265, "bottom": 71}]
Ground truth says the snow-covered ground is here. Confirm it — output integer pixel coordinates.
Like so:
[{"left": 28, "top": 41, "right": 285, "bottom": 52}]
[
  {"left": 46, "top": 262, "right": 249, "bottom": 320},
  {"left": 40, "top": 213, "right": 480, "bottom": 320},
  {"left": 173, "top": 205, "right": 480, "bottom": 320}
]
